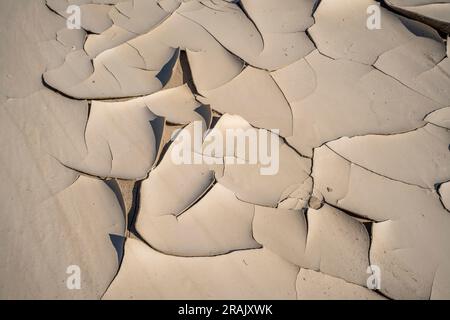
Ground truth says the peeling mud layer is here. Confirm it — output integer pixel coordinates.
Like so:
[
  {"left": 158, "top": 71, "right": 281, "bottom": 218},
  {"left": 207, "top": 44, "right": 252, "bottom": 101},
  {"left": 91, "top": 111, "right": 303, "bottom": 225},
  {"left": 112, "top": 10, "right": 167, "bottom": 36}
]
[{"left": 0, "top": 0, "right": 449, "bottom": 300}]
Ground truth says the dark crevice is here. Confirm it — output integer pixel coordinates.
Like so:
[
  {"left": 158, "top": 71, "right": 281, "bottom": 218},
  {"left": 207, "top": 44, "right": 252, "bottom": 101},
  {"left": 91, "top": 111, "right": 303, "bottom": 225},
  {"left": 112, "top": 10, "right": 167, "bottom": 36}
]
[
  {"left": 41, "top": 74, "right": 85, "bottom": 101},
  {"left": 377, "top": 0, "right": 450, "bottom": 36},
  {"left": 156, "top": 48, "right": 180, "bottom": 86},
  {"left": 436, "top": 182, "right": 450, "bottom": 214},
  {"left": 105, "top": 179, "right": 127, "bottom": 219},
  {"left": 180, "top": 50, "right": 199, "bottom": 95},
  {"left": 127, "top": 180, "right": 143, "bottom": 237},
  {"left": 325, "top": 200, "right": 384, "bottom": 224}
]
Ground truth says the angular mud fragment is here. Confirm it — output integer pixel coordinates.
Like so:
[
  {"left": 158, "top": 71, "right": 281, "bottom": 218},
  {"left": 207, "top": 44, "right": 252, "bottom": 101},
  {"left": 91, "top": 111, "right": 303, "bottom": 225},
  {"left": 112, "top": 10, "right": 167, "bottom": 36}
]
[
  {"left": 63, "top": 100, "right": 165, "bottom": 179},
  {"left": 304, "top": 205, "right": 371, "bottom": 287},
  {"left": 439, "top": 182, "right": 450, "bottom": 211},
  {"left": 136, "top": 183, "right": 260, "bottom": 257},
  {"left": 253, "top": 207, "right": 307, "bottom": 266}
]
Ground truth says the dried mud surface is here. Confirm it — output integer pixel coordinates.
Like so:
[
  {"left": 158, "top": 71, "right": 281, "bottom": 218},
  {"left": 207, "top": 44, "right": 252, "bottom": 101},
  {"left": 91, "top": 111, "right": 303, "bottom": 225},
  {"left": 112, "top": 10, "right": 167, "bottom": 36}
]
[{"left": 0, "top": 0, "right": 449, "bottom": 300}]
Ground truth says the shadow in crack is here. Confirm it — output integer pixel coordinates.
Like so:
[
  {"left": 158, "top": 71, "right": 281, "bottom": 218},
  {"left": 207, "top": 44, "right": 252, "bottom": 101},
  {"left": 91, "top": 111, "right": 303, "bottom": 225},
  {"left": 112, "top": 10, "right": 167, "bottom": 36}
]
[
  {"left": 105, "top": 179, "right": 126, "bottom": 219},
  {"left": 127, "top": 180, "right": 143, "bottom": 236},
  {"left": 109, "top": 234, "right": 126, "bottom": 265},
  {"left": 180, "top": 50, "right": 198, "bottom": 94},
  {"left": 156, "top": 48, "right": 181, "bottom": 86}
]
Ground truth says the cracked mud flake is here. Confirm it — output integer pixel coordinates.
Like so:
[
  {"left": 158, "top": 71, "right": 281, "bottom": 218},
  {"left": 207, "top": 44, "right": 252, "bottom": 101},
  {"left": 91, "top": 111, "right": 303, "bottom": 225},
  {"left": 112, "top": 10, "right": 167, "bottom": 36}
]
[
  {"left": 203, "top": 114, "right": 311, "bottom": 207},
  {"left": 253, "top": 207, "right": 308, "bottom": 267},
  {"left": 304, "top": 204, "right": 371, "bottom": 287},
  {"left": 136, "top": 183, "right": 260, "bottom": 257},
  {"left": 439, "top": 182, "right": 450, "bottom": 211},
  {"left": 142, "top": 84, "right": 206, "bottom": 124},
  {"left": 103, "top": 238, "right": 298, "bottom": 300},
  {"left": 44, "top": 50, "right": 95, "bottom": 89},
  {"left": 136, "top": 116, "right": 215, "bottom": 219},
  {"left": 61, "top": 99, "right": 164, "bottom": 180},
  {"left": 198, "top": 67, "right": 294, "bottom": 137},
  {"left": 240, "top": 0, "right": 316, "bottom": 33}
]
